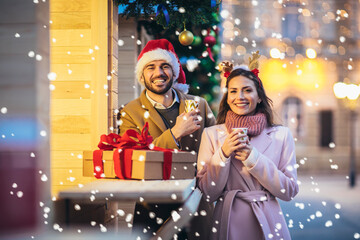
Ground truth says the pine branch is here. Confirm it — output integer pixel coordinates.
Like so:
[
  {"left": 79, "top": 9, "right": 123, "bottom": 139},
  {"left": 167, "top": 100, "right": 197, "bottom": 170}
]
[{"left": 118, "top": 0, "right": 219, "bottom": 29}]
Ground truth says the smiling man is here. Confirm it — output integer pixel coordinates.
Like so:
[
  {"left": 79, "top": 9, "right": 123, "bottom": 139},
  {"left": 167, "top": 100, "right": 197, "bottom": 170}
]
[
  {"left": 119, "top": 38, "right": 215, "bottom": 152},
  {"left": 118, "top": 39, "right": 215, "bottom": 240}
]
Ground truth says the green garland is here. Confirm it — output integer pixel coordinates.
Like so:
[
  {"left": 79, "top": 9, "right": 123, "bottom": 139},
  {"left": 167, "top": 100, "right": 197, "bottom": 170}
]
[{"left": 118, "top": 0, "right": 220, "bottom": 29}]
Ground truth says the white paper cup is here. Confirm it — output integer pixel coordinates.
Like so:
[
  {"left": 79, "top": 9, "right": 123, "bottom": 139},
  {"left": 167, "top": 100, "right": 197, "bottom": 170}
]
[
  {"left": 232, "top": 128, "right": 248, "bottom": 141},
  {"left": 185, "top": 100, "right": 199, "bottom": 113}
]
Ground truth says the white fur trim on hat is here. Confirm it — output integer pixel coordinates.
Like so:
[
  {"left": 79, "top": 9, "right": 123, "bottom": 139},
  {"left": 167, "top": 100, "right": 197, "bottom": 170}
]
[
  {"left": 135, "top": 48, "right": 180, "bottom": 83},
  {"left": 173, "top": 83, "right": 189, "bottom": 94}
]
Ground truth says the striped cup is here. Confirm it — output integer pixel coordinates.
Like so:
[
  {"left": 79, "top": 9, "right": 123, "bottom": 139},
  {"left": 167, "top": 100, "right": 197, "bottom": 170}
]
[{"left": 185, "top": 100, "right": 199, "bottom": 113}]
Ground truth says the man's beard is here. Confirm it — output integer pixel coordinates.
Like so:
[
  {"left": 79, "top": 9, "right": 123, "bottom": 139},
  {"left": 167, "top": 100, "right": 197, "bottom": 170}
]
[{"left": 144, "top": 75, "right": 173, "bottom": 95}]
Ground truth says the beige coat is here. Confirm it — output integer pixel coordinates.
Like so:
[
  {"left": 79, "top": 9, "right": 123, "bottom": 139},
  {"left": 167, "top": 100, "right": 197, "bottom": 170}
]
[
  {"left": 119, "top": 88, "right": 216, "bottom": 240},
  {"left": 119, "top": 88, "right": 216, "bottom": 152}
]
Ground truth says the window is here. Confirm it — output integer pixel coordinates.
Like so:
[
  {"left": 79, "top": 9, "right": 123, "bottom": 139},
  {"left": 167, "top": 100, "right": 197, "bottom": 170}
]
[
  {"left": 282, "top": 1, "right": 303, "bottom": 42},
  {"left": 319, "top": 110, "right": 333, "bottom": 147},
  {"left": 282, "top": 97, "right": 302, "bottom": 138}
]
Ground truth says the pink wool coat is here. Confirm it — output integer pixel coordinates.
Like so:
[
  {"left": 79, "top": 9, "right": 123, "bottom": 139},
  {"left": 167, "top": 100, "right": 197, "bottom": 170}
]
[{"left": 197, "top": 124, "right": 299, "bottom": 240}]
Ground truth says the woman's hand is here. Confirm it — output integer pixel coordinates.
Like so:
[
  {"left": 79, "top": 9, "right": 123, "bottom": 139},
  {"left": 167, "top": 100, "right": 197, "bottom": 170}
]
[
  {"left": 221, "top": 130, "right": 248, "bottom": 158},
  {"left": 234, "top": 143, "right": 252, "bottom": 162}
]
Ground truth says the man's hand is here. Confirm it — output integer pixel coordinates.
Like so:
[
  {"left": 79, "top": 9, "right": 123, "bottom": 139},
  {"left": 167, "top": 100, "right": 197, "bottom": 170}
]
[{"left": 171, "top": 110, "right": 201, "bottom": 140}]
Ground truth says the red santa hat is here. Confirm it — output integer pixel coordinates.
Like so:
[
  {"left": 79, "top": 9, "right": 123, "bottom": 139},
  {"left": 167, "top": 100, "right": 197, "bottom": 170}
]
[{"left": 135, "top": 39, "right": 189, "bottom": 93}]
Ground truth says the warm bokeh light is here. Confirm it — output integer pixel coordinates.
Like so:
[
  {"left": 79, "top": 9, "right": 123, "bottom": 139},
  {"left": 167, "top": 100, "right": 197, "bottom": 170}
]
[
  {"left": 223, "top": 29, "right": 234, "bottom": 39},
  {"left": 221, "top": 44, "right": 233, "bottom": 57},
  {"left": 260, "top": 59, "right": 289, "bottom": 91},
  {"left": 333, "top": 82, "right": 348, "bottom": 99},
  {"left": 346, "top": 84, "right": 360, "bottom": 100},
  {"left": 294, "top": 59, "right": 325, "bottom": 90},
  {"left": 333, "top": 82, "right": 360, "bottom": 101},
  {"left": 302, "top": 9, "right": 311, "bottom": 17},
  {"left": 270, "top": 48, "right": 281, "bottom": 59},
  {"left": 261, "top": 59, "right": 327, "bottom": 92},
  {"left": 220, "top": 9, "right": 230, "bottom": 19},
  {"left": 235, "top": 45, "right": 246, "bottom": 55},
  {"left": 222, "top": 20, "right": 234, "bottom": 30},
  {"left": 306, "top": 48, "right": 317, "bottom": 59}
]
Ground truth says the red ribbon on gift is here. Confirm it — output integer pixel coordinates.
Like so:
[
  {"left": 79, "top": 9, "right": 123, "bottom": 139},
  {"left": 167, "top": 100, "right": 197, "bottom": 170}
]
[
  {"left": 93, "top": 133, "right": 121, "bottom": 179},
  {"left": 92, "top": 122, "right": 173, "bottom": 180}
]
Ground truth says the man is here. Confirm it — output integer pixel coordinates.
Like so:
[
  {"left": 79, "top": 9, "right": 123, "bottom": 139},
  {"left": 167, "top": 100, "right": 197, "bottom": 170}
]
[
  {"left": 119, "top": 39, "right": 215, "bottom": 239},
  {"left": 119, "top": 39, "right": 214, "bottom": 152}
]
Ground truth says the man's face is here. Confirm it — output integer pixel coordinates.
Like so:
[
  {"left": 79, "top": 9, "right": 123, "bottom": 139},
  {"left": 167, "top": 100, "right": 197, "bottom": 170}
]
[{"left": 141, "top": 60, "right": 174, "bottom": 95}]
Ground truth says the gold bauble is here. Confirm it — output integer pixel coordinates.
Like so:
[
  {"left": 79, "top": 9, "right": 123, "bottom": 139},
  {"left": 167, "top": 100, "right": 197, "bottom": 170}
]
[{"left": 179, "top": 30, "right": 194, "bottom": 46}]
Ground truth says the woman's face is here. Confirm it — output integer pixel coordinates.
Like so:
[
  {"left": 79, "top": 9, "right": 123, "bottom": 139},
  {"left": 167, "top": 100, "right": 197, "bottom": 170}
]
[{"left": 227, "top": 75, "right": 260, "bottom": 116}]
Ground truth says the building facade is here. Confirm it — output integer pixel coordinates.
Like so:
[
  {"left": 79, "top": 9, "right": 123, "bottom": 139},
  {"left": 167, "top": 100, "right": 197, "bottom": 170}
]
[{"left": 220, "top": 0, "right": 360, "bottom": 175}]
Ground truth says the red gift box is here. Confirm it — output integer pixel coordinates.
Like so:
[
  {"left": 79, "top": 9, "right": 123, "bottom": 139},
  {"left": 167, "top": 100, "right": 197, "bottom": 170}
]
[{"left": 83, "top": 123, "right": 196, "bottom": 180}]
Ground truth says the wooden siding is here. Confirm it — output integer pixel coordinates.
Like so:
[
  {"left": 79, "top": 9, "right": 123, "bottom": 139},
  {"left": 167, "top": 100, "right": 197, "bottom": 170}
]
[{"left": 50, "top": 0, "right": 109, "bottom": 196}]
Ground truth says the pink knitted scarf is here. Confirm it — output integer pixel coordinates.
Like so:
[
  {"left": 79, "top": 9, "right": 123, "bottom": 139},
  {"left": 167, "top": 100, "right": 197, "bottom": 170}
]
[{"left": 225, "top": 111, "right": 267, "bottom": 137}]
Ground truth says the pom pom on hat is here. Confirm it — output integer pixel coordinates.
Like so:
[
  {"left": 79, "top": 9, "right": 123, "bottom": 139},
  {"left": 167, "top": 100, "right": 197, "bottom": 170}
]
[{"left": 135, "top": 39, "right": 189, "bottom": 93}]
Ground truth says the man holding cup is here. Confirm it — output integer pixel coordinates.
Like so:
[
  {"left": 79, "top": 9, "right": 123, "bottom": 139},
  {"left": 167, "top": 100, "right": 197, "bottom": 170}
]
[
  {"left": 118, "top": 39, "right": 215, "bottom": 239},
  {"left": 119, "top": 39, "right": 215, "bottom": 153}
]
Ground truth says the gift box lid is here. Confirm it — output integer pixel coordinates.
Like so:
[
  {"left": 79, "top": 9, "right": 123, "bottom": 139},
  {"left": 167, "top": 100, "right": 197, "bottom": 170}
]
[
  {"left": 84, "top": 150, "right": 197, "bottom": 163},
  {"left": 132, "top": 150, "right": 197, "bottom": 163}
]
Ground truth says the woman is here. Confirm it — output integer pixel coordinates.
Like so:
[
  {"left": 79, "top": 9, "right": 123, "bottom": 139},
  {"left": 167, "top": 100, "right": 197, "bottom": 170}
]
[{"left": 197, "top": 54, "right": 299, "bottom": 240}]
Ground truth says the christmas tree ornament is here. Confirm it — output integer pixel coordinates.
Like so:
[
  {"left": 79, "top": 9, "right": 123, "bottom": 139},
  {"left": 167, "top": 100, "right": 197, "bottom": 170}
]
[
  {"left": 204, "top": 35, "right": 216, "bottom": 47},
  {"left": 204, "top": 35, "right": 216, "bottom": 62},
  {"left": 212, "top": 44, "right": 220, "bottom": 55},
  {"left": 192, "top": 36, "right": 202, "bottom": 46},
  {"left": 209, "top": 30, "right": 217, "bottom": 37},
  {"left": 212, "top": 12, "right": 220, "bottom": 22},
  {"left": 179, "top": 29, "right": 194, "bottom": 46},
  {"left": 118, "top": 0, "right": 221, "bottom": 106}
]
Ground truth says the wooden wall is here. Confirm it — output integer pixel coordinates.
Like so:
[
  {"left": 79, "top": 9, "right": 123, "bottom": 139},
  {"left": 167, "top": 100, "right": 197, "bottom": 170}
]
[
  {"left": 117, "top": 18, "right": 139, "bottom": 107},
  {"left": 108, "top": 0, "right": 119, "bottom": 130},
  {"left": 50, "top": 0, "right": 109, "bottom": 196},
  {"left": 117, "top": 19, "right": 152, "bottom": 107}
]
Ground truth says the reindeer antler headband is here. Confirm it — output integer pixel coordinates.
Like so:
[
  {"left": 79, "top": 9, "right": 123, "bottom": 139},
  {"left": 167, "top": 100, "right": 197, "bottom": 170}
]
[
  {"left": 218, "top": 61, "right": 233, "bottom": 78},
  {"left": 218, "top": 51, "right": 262, "bottom": 87}
]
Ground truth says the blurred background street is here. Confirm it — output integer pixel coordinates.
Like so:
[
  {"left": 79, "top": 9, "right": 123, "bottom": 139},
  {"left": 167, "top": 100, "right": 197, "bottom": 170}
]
[{"left": 280, "top": 174, "right": 360, "bottom": 240}]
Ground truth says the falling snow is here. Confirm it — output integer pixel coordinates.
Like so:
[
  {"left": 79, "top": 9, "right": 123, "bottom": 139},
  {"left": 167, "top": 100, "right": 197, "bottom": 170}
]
[
  {"left": 16, "top": 191, "right": 23, "bottom": 198},
  {"left": 0, "top": 107, "right": 7, "bottom": 114},
  {"left": 74, "top": 204, "right": 81, "bottom": 211},
  {"left": 171, "top": 211, "right": 181, "bottom": 222},
  {"left": 41, "top": 174, "right": 48, "bottom": 182}
]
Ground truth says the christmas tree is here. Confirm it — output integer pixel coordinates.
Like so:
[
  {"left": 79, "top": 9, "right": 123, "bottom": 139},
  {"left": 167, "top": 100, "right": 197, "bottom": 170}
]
[{"left": 118, "top": 0, "right": 222, "bottom": 113}]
